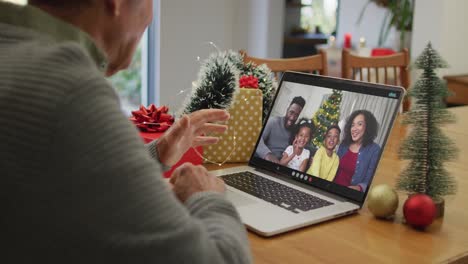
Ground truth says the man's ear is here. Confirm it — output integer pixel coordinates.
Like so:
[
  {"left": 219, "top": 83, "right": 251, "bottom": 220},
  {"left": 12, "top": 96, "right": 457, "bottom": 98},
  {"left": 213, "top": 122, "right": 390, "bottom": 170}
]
[{"left": 105, "top": 0, "right": 123, "bottom": 17}]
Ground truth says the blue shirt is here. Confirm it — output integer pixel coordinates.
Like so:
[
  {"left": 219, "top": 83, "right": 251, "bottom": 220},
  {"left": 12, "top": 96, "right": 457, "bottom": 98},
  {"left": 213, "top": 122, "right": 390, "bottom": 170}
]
[{"left": 337, "top": 142, "right": 381, "bottom": 192}]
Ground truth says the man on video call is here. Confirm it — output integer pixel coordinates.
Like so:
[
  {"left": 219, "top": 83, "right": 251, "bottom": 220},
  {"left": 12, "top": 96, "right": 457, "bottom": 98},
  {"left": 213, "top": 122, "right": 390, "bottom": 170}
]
[{"left": 255, "top": 96, "right": 306, "bottom": 163}]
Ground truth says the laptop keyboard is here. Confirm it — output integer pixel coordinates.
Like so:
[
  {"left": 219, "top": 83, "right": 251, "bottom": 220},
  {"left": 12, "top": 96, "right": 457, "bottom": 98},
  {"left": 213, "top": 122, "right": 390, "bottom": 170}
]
[{"left": 221, "top": 171, "right": 334, "bottom": 214}]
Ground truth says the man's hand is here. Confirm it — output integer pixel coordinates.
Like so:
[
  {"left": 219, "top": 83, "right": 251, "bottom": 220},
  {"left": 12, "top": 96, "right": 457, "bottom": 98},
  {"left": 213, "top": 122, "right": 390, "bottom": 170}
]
[
  {"left": 170, "top": 163, "right": 225, "bottom": 202},
  {"left": 157, "top": 109, "right": 229, "bottom": 167},
  {"left": 265, "top": 153, "right": 280, "bottom": 164}
]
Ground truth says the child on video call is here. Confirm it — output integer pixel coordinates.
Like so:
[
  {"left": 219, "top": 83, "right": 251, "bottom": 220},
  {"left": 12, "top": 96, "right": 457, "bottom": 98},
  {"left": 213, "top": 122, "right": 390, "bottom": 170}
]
[
  {"left": 280, "top": 118, "right": 314, "bottom": 172},
  {"left": 307, "top": 125, "right": 341, "bottom": 181}
]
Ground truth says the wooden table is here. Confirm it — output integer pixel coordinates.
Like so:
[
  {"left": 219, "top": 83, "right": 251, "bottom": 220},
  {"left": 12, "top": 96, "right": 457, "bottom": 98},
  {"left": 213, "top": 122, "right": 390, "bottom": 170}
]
[{"left": 206, "top": 106, "right": 468, "bottom": 263}]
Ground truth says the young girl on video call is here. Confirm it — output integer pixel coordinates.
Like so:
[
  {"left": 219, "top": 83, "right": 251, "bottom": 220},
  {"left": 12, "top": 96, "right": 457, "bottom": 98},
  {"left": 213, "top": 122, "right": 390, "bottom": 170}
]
[{"left": 280, "top": 118, "right": 315, "bottom": 172}]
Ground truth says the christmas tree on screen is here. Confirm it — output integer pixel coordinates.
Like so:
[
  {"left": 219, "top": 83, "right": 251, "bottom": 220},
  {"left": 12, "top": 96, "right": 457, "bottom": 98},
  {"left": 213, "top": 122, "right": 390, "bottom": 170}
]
[
  {"left": 311, "top": 89, "right": 342, "bottom": 148},
  {"left": 397, "top": 43, "right": 458, "bottom": 200}
]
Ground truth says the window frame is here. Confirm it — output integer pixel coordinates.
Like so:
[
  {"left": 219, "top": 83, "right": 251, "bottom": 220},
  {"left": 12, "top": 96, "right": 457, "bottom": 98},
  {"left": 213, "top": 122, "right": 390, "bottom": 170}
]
[{"left": 144, "top": 0, "right": 161, "bottom": 106}]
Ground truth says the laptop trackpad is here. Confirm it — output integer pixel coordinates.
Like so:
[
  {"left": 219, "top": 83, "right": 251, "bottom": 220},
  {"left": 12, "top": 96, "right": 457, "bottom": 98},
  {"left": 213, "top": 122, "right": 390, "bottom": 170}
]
[{"left": 226, "top": 190, "right": 257, "bottom": 207}]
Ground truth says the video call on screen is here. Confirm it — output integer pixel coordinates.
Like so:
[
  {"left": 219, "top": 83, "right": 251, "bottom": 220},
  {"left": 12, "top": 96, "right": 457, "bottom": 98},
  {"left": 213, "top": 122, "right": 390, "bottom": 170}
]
[{"left": 254, "top": 81, "right": 399, "bottom": 194}]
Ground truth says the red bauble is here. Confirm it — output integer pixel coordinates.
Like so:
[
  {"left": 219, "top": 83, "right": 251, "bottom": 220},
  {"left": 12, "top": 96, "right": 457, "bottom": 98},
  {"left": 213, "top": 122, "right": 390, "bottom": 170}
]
[{"left": 403, "top": 194, "right": 436, "bottom": 228}]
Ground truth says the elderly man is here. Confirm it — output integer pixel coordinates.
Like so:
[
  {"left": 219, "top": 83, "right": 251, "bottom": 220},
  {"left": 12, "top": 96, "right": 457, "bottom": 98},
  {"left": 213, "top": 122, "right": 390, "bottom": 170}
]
[
  {"left": 255, "top": 96, "right": 306, "bottom": 163},
  {"left": 0, "top": 0, "right": 251, "bottom": 263}
]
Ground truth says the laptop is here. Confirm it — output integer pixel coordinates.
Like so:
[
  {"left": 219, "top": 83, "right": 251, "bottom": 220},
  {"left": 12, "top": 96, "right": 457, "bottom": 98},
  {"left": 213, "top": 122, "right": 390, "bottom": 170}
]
[{"left": 211, "top": 71, "right": 404, "bottom": 236}]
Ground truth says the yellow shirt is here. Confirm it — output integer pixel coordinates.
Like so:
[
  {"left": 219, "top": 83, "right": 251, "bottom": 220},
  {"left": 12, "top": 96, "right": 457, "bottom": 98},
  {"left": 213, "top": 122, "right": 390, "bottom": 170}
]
[{"left": 307, "top": 146, "right": 339, "bottom": 181}]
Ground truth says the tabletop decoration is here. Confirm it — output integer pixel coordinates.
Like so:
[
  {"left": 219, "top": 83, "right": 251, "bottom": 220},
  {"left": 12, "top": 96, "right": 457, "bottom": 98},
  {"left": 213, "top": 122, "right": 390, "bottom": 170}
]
[
  {"left": 239, "top": 75, "right": 259, "bottom": 89},
  {"left": 180, "top": 49, "right": 277, "bottom": 165},
  {"left": 396, "top": 42, "right": 458, "bottom": 219},
  {"left": 182, "top": 51, "right": 240, "bottom": 115},
  {"left": 182, "top": 50, "right": 277, "bottom": 122},
  {"left": 403, "top": 193, "right": 436, "bottom": 229},
  {"left": 130, "top": 104, "right": 174, "bottom": 132},
  {"left": 367, "top": 184, "right": 399, "bottom": 219},
  {"left": 203, "top": 87, "right": 263, "bottom": 164}
]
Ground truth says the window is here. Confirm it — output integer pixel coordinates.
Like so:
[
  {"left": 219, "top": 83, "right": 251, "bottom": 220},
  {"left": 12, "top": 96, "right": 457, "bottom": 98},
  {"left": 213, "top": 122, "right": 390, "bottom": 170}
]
[
  {"left": 109, "top": 0, "right": 160, "bottom": 115},
  {"left": 109, "top": 42, "right": 145, "bottom": 115},
  {"left": 300, "top": 0, "right": 339, "bottom": 35}
]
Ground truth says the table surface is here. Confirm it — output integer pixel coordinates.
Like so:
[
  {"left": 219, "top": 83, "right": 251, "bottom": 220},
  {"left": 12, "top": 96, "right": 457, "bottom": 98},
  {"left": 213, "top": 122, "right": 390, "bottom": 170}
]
[{"left": 205, "top": 106, "right": 468, "bottom": 264}]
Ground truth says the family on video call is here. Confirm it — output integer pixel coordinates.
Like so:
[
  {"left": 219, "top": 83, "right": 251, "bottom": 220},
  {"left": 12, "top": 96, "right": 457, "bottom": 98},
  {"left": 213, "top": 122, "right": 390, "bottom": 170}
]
[{"left": 256, "top": 95, "right": 381, "bottom": 193}]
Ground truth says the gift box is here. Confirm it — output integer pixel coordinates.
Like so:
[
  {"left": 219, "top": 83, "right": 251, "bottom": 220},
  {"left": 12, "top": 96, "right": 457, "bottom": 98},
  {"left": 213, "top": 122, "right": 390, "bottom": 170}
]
[
  {"left": 140, "top": 131, "right": 203, "bottom": 178},
  {"left": 204, "top": 88, "right": 263, "bottom": 163}
]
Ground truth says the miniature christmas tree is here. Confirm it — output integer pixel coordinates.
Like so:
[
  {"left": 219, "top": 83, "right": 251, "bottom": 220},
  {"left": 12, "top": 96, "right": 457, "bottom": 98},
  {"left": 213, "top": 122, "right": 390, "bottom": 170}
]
[
  {"left": 311, "top": 89, "right": 342, "bottom": 148},
  {"left": 397, "top": 43, "right": 458, "bottom": 200},
  {"left": 182, "top": 51, "right": 240, "bottom": 115}
]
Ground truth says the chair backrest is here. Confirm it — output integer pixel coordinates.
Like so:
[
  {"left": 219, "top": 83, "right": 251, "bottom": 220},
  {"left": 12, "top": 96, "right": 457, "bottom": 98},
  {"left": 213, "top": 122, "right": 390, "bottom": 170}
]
[
  {"left": 341, "top": 48, "right": 410, "bottom": 110},
  {"left": 240, "top": 50, "right": 328, "bottom": 80}
]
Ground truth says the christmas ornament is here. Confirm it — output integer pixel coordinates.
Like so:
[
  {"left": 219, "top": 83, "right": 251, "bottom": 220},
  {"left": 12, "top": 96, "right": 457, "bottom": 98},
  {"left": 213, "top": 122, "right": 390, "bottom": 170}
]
[
  {"left": 367, "top": 184, "right": 399, "bottom": 219},
  {"left": 397, "top": 43, "right": 458, "bottom": 204},
  {"left": 403, "top": 194, "right": 436, "bottom": 229}
]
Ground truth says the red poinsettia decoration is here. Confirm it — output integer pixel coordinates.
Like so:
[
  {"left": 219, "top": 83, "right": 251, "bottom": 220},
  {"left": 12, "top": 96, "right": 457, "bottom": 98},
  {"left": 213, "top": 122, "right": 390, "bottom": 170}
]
[
  {"left": 239, "top": 75, "right": 259, "bottom": 89},
  {"left": 130, "top": 104, "right": 175, "bottom": 132}
]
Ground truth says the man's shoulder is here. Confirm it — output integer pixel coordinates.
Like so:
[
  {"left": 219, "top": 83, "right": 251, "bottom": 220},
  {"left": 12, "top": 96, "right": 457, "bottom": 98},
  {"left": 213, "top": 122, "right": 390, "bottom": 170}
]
[
  {"left": 268, "top": 116, "right": 283, "bottom": 125},
  {"left": 1, "top": 31, "right": 115, "bottom": 108},
  {"left": 26, "top": 41, "right": 101, "bottom": 82},
  {"left": 1, "top": 26, "right": 103, "bottom": 88}
]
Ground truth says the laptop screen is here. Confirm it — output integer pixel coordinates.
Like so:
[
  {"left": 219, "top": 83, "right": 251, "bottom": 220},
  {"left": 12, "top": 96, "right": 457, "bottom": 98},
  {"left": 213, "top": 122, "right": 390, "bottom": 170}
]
[{"left": 250, "top": 72, "right": 404, "bottom": 204}]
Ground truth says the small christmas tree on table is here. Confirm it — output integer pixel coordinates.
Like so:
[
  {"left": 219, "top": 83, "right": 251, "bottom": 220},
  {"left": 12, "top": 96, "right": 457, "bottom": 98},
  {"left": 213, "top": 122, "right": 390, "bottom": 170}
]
[
  {"left": 311, "top": 89, "right": 342, "bottom": 149},
  {"left": 397, "top": 43, "right": 458, "bottom": 213}
]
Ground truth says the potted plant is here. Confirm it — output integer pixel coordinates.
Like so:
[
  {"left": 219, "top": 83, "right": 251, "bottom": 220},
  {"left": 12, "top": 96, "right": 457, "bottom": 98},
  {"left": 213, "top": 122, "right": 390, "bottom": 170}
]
[{"left": 357, "top": 0, "right": 414, "bottom": 50}]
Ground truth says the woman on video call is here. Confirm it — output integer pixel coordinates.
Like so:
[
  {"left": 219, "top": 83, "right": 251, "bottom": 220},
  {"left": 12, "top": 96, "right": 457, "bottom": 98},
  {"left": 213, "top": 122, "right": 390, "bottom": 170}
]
[{"left": 334, "top": 110, "right": 380, "bottom": 192}]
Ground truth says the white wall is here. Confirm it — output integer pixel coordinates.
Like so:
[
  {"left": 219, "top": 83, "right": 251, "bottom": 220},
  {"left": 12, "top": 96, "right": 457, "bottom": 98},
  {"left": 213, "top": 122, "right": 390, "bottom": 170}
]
[
  {"left": 159, "top": 0, "right": 284, "bottom": 112},
  {"left": 159, "top": 0, "right": 236, "bottom": 111},
  {"left": 159, "top": 0, "right": 468, "bottom": 112},
  {"left": 337, "top": 0, "right": 397, "bottom": 49},
  {"left": 411, "top": 0, "right": 468, "bottom": 76}
]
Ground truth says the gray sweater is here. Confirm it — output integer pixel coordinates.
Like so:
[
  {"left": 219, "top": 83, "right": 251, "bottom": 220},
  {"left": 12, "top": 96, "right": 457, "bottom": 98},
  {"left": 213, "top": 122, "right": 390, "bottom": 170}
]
[
  {"left": 255, "top": 116, "right": 291, "bottom": 160},
  {"left": 0, "top": 3, "right": 251, "bottom": 263}
]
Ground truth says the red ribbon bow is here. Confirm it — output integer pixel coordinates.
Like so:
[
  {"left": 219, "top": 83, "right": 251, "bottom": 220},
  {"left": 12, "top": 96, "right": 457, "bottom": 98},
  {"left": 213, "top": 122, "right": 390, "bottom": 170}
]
[
  {"left": 130, "top": 104, "right": 174, "bottom": 132},
  {"left": 239, "top": 75, "right": 259, "bottom": 89}
]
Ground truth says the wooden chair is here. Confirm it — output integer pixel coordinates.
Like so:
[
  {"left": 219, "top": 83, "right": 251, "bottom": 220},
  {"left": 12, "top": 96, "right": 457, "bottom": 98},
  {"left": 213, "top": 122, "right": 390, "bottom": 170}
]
[
  {"left": 240, "top": 50, "right": 328, "bottom": 80},
  {"left": 341, "top": 48, "right": 411, "bottom": 111}
]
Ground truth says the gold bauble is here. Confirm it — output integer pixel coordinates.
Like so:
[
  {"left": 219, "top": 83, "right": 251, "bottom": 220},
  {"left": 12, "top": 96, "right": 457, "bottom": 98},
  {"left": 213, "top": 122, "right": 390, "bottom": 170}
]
[{"left": 367, "top": 184, "right": 399, "bottom": 219}]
